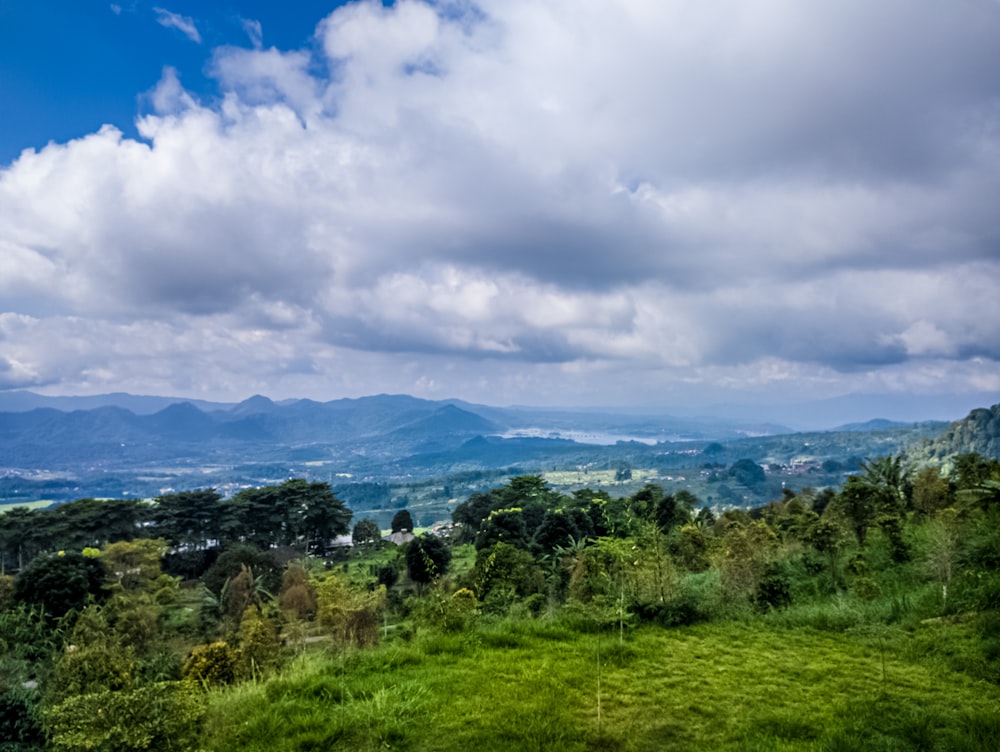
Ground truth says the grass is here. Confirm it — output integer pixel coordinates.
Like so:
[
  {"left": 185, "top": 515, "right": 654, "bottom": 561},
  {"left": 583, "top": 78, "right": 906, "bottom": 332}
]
[
  {"left": 198, "top": 618, "right": 1000, "bottom": 751},
  {"left": 0, "top": 499, "right": 54, "bottom": 513}
]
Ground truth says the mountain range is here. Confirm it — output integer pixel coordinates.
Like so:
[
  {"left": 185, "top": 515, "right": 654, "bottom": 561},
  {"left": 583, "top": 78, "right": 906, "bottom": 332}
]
[{"left": 3, "top": 390, "right": 995, "bottom": 513}]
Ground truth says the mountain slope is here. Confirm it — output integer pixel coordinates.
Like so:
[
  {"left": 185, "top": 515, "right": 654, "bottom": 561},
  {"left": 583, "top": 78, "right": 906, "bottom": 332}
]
[{"left": 907, "top": 403, "right": 1000, "bottom": 463}]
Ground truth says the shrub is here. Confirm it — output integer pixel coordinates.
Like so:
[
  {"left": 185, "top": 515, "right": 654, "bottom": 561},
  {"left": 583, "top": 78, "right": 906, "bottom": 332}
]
[
  {"left": 315, "top": 574, "right": 386, "bottom": 648},
  {"left": 43, "top": 682, "right": 202, "bottom": 752},
  {"left": 182, "top": 642, "right": 241, "bottom": 689}
]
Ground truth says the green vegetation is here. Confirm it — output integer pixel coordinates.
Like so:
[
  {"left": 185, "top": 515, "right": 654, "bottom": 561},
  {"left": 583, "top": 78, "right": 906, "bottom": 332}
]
[
  {"left": 196, "top": 620, "right": 999, "bottom": 752},
  {"left": 2, "top": 446, "right": 999, "bottom": 750}
]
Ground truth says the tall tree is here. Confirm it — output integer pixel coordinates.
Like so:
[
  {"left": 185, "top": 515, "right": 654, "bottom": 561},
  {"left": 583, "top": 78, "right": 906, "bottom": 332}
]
[
  {"left": 152, "top": 489, "right": 224, "bottom": 549},
  {"left": 836, "top": 476, "right": 877, "bottom": 547},
  {"left": 352, "top": 518, "right": 383, "bottom": 549},
  {"left": 228, "top": 480, "right": 350, "bottom": 552},
  {"left": 391, "top": 509, "right": 414, "bottom": 534},
  {"left": 858, "top": 455, "right": 908, "bottom": 515}
]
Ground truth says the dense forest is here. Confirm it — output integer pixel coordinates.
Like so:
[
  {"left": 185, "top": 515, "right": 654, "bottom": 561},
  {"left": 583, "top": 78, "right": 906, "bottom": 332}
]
[{"left": 2, "top": 446, "right": 1000, "bottom": 750}]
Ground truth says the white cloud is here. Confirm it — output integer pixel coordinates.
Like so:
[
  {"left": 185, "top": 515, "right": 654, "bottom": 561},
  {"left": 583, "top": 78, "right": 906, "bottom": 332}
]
[
  {"left": 1, "top": 0, "right": 999, "bottom": 408},
  {"left": 154, "top": 7, "right": 202, "bottom": 44},
  {"left": 242, "top": 18, "right": 263, "bottom": 49}
]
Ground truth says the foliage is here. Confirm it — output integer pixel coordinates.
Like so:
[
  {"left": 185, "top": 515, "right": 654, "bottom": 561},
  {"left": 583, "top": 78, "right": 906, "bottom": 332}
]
[
  {"left": 9, "top": 451, "right": 1000, "bottom": 750},
  {"left": 912, "top": 466, "right": 952, "bottom": 516},
  {"left": 0, "top": 684, "right": 44, "bottom": 751},
  {"left": 203, "top": 544, "right": 281, "bottom": 598},
  {"left": 351, "top": 518, "right": 382, "bottom": 549},
  {"left": 729, "top": 458, "right": 767, "bottom": 487},
  {"left": 390, "top": 509, "right": 414, "bottom": 534},
  {"left": 236, "top": 606, "right": 280, "bottom": 679},
  {"left": 228, "top": 480, "right": 351, "bottom": 554},
  {"left": 475, "top": 508, "right": 529, "bottom": 551},
  {"left": 278, "top": 563, "right": 317, "bottom": 620},
  {"left": 315, "top": 574, "right": 386, "bottom": 648},
  {"left": 470, "top": 543, "right": 545, "bottom": 614},
  {"left": 43, "top": 682, "right": 203, "bottom": 752},
  {"left": 182, "top": 642, "right": 241, "bottom": 688},
  {"left": 13, "top": 551, "right": 107, "bottom": 619},
  {"left": 405, "top": 534, "right": 452, "bottom": 586},
  {"left": 100, "top": 538, "right": 169, "bottom": 592},
  {"left": 151, "top": 489, "right": 223, "bottom": 549}
]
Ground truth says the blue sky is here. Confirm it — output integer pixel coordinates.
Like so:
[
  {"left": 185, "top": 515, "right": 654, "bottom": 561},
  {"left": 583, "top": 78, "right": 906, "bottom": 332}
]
[
  {"left": 0, "top": 1, "right": 347, "bottom": 161},
  {"left": 1, "top": 0, "right": 999, "bottom": 422}
]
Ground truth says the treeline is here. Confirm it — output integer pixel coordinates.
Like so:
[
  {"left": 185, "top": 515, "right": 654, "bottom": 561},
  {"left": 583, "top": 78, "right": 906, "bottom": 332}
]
[
  {"left": 2, "top": 453, "right": 999, "bottom": 750},
  {"left": 0, "top": 479, "right": 352, "bottom": 574}
]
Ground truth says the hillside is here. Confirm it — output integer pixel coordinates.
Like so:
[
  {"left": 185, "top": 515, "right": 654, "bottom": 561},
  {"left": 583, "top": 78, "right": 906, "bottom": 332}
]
[{"left": 907, "top": 403, "right": 1000, "bottom": 465}]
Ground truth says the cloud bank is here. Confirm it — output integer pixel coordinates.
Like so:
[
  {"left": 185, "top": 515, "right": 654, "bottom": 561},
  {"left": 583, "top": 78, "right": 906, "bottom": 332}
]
[{"left": 1, "top": 0, "right": 999, "bottom": 409}]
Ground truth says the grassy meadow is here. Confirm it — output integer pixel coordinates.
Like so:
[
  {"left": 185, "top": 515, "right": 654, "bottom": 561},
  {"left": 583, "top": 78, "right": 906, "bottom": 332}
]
[{"left": 198, "top": 615, "right": 1000, "bottom": 752}]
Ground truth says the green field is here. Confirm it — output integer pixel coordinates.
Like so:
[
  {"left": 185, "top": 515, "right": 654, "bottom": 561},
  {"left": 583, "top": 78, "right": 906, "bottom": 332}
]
[
  {"left": 199, "top": 618, "right": 1000, "bottom": 751},
  {"left": 0, "top": 499, "right": 54, "bottom": 514}
]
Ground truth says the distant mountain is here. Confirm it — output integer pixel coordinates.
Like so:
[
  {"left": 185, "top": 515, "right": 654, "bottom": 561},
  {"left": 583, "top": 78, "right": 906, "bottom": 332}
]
[
  {"left": 908, "top": 403, "right": 1000, "bottom": 463},
  {"left": 0, "top": 390, "right": 232, "bottom": 414},
  {"left": 0, "top": 393, "right": 500, "bottom": 470},
  {"left": 833, "top": 419, "right": 912, "bottom": 432},
  {"left": 690, "top": 392, "right": 1000, "bottom": 431},
  {"left": 0, "top": 390, "right": 958, "bottom": 507}
]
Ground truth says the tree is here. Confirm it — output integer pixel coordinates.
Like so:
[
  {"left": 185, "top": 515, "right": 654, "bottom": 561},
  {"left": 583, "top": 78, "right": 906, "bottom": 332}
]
[
  {"left": 925, "top": 508, "right": 962, "bottom": 608},
  {"left": 912, "top": 467, "right": 952, "bottom": 516},
  {"left": 43, "top": 681, "right": 203, "bottom": 752},
  {"left": 675, "top": 524, "right": 711, "bottom": 572},
  {"left": 719, "top": 520, "right": 778, "bottom": 602},
  {"left": 471, "top": 542, "right": 545, "bottom": 612},
  {"left": 953, "top": 453, "right": 1000, "bottom": 491},
  {"left": 475, "top": 508, "right": 529, "bottom": 551},
  {"left": 13, "top": 551, "right": 107, "bottom": 619},
  {"left": 391, "top": 509, "right": 414, "bottom": 534},
  {"left": 655, "top": 492, "right": 692, "bottom": 532},
  {"left": 628, "top": 485, "right": 664, "bottom": 523},
  {"left": 858, "top": 455, "right": 908, "bottom": 515},
  {"left": 533, "top": 510, "right": 584, "bottom": 555},
  {"left": 352, "top": 518, "right": 383, "bottom": 549},
  {"left": 835, "top": 476, "right": 877, "bottom": 547},
  {"left": 729, "top": 459, "right": 766, "bottom": 487},
  {"left": 228, "top": 480, "right": 351, "bottom": 553},
  {"left": 0, "top": 507, "right": 40, "bottom": 573},
  {"left": 152, "top": 489, "right": 224, "bottom": 549},
  {"left": 292, "top": 480, "right": 352, "bottom": 555},
  {"left": 405, "top": 534, "right": 451, "bottom": 588},
  {"left": 278, "top": 563, "right": 317, "bottom": 621},
  {"left": 452, "top": 492, "right": 500, "bottom": 537},
  {"left": 202, "top": 544, "right": 281, "bottom": 599},
  {"left": 497, "top": 475, "right": 558, "bottom": 508},
  {"left": 315, "top": 574, "right": 385, "bottom": 648},
  {"left": 52, "top": 498, "right": 144, "bottom": 550},
  {"left": 100, "top": 538, "right": 170, "bottom": 592},
  {"left": 806, "top": 518, "right": 846, "bottom": 587}
]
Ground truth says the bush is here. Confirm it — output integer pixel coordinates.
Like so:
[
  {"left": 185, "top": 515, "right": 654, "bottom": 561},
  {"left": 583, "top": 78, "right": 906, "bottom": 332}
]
[
  {"left": 43, "top": 682, "right": 203, "bottom": 752},
  {"left": 0, "top": 685, "right": 43, "bottom": 751},
  {"left": 13, "top": 552, "right": 107, "bottom": 619},
  {"left": 182, "top": 642, "right": 241, "bottom": 689},
  {"left": 754, "top": 562, "right": 793, "bottom": 612}
]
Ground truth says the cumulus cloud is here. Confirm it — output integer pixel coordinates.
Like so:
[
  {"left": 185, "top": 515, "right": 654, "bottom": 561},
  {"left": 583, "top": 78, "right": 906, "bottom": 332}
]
[
  {"left": 1, "top": 0, "right": 999, "bottom": 407},
  {"left": 154, "top": 7, "right": 201, "bottom": 44}
]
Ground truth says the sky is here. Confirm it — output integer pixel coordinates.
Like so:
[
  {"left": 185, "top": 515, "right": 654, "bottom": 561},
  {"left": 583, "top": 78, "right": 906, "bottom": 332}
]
[{"left": 1, "top": 0, "right": 999, "bottom": 420}]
